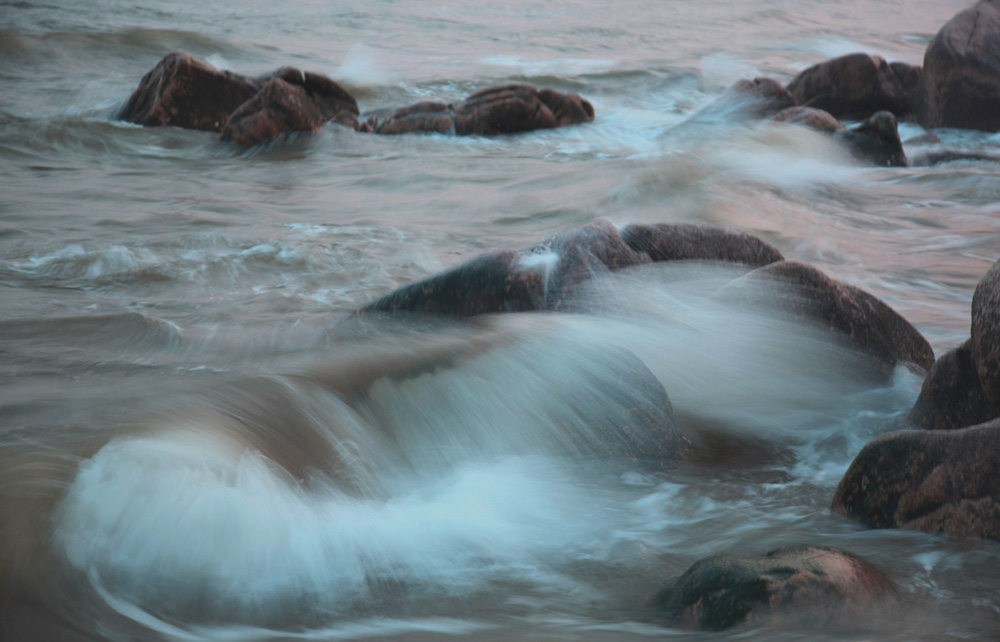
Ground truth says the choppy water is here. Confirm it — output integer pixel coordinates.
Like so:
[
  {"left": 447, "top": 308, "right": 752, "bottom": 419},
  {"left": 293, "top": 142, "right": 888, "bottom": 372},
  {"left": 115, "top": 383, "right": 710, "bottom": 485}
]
[{"left": 2, "top": 0, "right": 1000, "bottom": 640}]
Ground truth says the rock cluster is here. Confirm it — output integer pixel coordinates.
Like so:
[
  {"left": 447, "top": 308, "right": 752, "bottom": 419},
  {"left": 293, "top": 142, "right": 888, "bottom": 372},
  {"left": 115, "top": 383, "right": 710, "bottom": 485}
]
[{"left": 120, "top": 52, "right": 594, "bottom": 145}]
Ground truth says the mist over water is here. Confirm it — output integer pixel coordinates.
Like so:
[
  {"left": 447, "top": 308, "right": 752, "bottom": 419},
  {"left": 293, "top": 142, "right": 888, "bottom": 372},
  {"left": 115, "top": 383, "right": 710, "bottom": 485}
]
[{"left": 3, "top": 0, "right": 1000, "bottom": 640}]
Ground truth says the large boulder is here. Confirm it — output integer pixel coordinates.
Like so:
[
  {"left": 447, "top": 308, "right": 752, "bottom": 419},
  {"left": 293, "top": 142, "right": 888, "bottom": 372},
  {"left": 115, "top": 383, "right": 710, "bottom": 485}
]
[
  {"left": 786, "top": 53, "right": 922, "bottom": 121},
  {"left": 649, "top": 546, "right": 894, "bottom": 631},
  {"left": 220, "top": 69, "right": 360, "bottom": 145},
  {"left": 620, "top": 222, "right": 784, "bottom": 267},
  {"left": 719, "top": 261, "right": 934, "bottom": 372},
  {"left": 907, "top": 339, "right": 990, "bottom": 430},
  {"left": 119, "top": 52, "right": 261, "bottom": 132},
  {"left": 832, "top": 111, "right": 907, "bottom": 167},
  {"left": 832, "top": 419, "right": 1000, "bottom": 540},
  {"left": 369, "top": 84, "right": 595, "bottom": 136},
  {"left": 918, "top": 0, "right": 1000, "bottom": 131},
  {"left": 972, "top": 257, "right": 1000, "bottom": 415}
]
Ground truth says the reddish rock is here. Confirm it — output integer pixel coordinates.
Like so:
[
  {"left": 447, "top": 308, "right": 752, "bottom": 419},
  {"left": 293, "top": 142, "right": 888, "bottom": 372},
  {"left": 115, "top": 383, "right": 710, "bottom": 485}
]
[
  {"left": 908, "top": 339, "right": 991, "bottom": 430},
  {"left": 772, "top": 106, "right": 845, "bottom": 133},
  {"left": 367, "top": 101, "right": 454, "bottom": 135},
  {"left": 453, "top": 84, "right": 594, "bottom": 135},
  {"left": 119, "top": 52, "right": 261, "bottom": 132},
  {"left": 220, "top": 70, "right": 360, "bottom": 145},
  {"left": 918, "top": 0, "right": 1000, "bottom": 131},
  {"left": 832, "top": 419, "right": 1000, "bottom": 540},
  {"left": 972, "top": 257, "right": 1000, "bottom": 415},
  {"left": 649, "top": 547, "right": 894, "bottom": 631},
  {"left": 720, "top": 77, "right": 798, "bottom": 118},
  {"left": 832, "top": 110, "right": 907, "bottom": 167},
  {"left": 620, "top": 222, "right": 784, "bottom": 267},
  {"left": 786, "top": 53, "right": 922, "bottom": 121},
  {"left": 721, "top": 261, "right": 934, "bottom": 372}
]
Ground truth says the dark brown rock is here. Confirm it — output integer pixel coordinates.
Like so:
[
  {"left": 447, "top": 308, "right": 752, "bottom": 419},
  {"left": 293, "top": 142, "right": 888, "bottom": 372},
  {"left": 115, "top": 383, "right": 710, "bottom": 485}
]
[
  {"left": 119, "top": 52, "right": 261, "bottom": 132},
  {"left": 833, "top": 111, "right": 907, "bottom": 167},
  {"left": 772, "top": 106, "right": 845, "bottom": 133},
  {"left": 367, "top": 101, "right": 454, "bottom": 135},
  {"left": 649, "top": 547, "right": 894, "bottom": 631},
  {"left": 918, "top": 0, "right": 1000, "bottom": 131},
  {"left": 972, "top": 257, "right": 1000, "bottom": 415},
  {"left": 620, "top": 222, "right": 784, "bottom": 267},
  {"left": 359, "top": 250, "right": 543, "bottom": 317},
  {"left": 908, "top": 339, "right": 990, "bottom": 430},
  {"left": 721, "top": 261, "right": 934, "bottom": 372},
  {"left": 220, "top": 71, "right": 360, "bottom": 145},
  {"left": 832, "top": 419, "right": 1000, "bottom": 539},
  {"left": 453, "top": 84, "right": 594, "bottom": 135},
  {"left": 786, "top": 53, "right": 922, "bottom": 121},
  {"left": 721, "top": 77, "right": 798, "bottom": 118}
]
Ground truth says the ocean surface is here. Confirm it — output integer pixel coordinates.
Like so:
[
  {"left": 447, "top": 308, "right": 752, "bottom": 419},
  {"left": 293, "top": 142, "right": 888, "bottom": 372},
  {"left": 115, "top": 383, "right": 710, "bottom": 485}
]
[{"left": 2, "top": 0, "right": 1000, "bottom": 640}]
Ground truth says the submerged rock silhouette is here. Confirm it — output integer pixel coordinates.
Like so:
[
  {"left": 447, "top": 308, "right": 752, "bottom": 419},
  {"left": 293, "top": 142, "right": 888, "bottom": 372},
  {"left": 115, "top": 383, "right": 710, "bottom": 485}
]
[{"left": 649, "top": 546, "right": 894, "bottom": 631}]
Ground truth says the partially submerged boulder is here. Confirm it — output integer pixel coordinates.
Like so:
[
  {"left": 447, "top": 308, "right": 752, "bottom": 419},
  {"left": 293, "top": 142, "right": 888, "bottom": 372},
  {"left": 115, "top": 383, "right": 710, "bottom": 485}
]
[
  {"left": 368, "top": 84, "right": 595, "bottom": 136},
  {"left": 649, "top": 547, "right": 894, "bottom": 631},
  {"left": 716, "top": 77, "right": 798, "bottom": 119},
  {"left": 620, "top": 222, "right": 784, "bottom": 267},
  {"left": 786, "top": 53, "right": 922, "bottom": 121},
  {"left": 972, "top": 257, "right": 1000, "bottom": 416},
  {"left": 833, "top": 418, "right": 1000, "bottom": 540},
  {"left": 832, "top": 111, "right": 907, "bottom": 167},
  {"left": 772, "top": 106, "right": 845, "bottom": 133},
  {"left": 719, "top": 261, "right": 934, "bottom": 372},
  {"left": 907, "top": 339, "right": 990, "bottom": 430},
  {"left": 119, "top": 52, "right": 261, "bottom": 132},
  {"left": 220, "top": 70, "right": 360, "bottom": 145},
  {"left": 918, "top": 0, "right": 1000, "bottom": 131}
]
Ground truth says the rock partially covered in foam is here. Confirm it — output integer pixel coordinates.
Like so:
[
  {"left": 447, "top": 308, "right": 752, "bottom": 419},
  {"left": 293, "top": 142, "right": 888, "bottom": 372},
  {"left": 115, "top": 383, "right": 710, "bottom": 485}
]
[
  {"left": 649, "top": 546, "right": 894, "bottom": 631},
  {"left": 907, "top": 339, "right": 990, "bottom": 430},
  {"left": 832, "top": 111, "right": 907, "bottom": 167},
  {"left": 833, "top": 418, "right": 1000, "bottom": 540}
]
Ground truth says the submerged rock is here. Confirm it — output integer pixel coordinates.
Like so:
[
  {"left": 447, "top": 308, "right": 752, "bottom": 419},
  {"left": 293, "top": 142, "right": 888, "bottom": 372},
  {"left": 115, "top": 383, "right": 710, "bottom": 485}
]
[
  {"left": 908, "top": 339, "right": 990, "bottom": 430},
  {"left": 786, "top": 53, "right": 922, "bottom": 121},
  {"left": 918, "top": 0, "right": 1000, "bottom": 132},
  {"left": 833, "top": 419, "right": 1000, "bottom": 540},
  {"left": 832, "top": 111, "right": 907, "bottom": 167},
  {"left": 368, "top": 84, "right": 595, "bottom": 136},
  {"left": 119, "top": 52, "right": 261, "bottom": 132},
  {"left": 719, "top": 261, "right": 934, "bottom": 372},
  {"left": 220, "top": 70, "right": 360, "bottom": 145},
  {"left": 649, "top": 546, "right": 894, "bottom": 631}
]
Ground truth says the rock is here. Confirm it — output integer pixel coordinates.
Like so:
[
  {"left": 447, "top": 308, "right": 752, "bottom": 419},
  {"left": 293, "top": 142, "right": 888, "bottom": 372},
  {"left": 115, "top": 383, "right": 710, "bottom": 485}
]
[
  {"left": 833, "top": 111, "right": 907, "bottom": 167},
  {"left": 772, "top": 106, "right": 845, "bottom": 133},
  {"left": 620, "top": 222, "right": 784, "bottom": 267},
  {"left": 907, "top": 339, "right": 991, "bottom": 430},
  {"left": 720, "top": 261, "right": 934, "bottom": 372},
  {"left": 972, "top": 257, "right": 1000, "bottom": 415},
  {"left": 786, "top": 53, "right": 922, "bottom": 121},
  {"left": 918, "top": 0, "right": 1000, "bottom": 131},
  {"left": 832, "top": 418, "right": 1000, "bottom": 539},
  {"left": 720, "top": 77, "right": 798, "bottom": 118},
  {"left": 453, "top": 84, "right": 594, "bottom": 135},
  {"left": 359, "top": 250, "right": 543, "bottom": 317},
  {"left": 367, "top": 101, "right": 454, "bottom": 135},
  {"left": 220, "top": 70, "right": 360, "bottom": 145},
  {"left": 649, "top": 546, "right": 894, "bottom": 631},
  {"left": 119, "top": 52, "right": 261, "bottom": 132}
]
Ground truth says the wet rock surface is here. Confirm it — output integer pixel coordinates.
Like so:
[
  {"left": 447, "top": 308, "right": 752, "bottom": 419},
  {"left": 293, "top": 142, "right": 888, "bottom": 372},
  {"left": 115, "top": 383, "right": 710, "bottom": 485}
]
[
  {"left": 918, "top": 0, "right": 1000, "bottom": 131},
  {"left": 620, "top": 222, "right": 784, "bottom": 267},
  {"left": 832, "top": 111, "right": 907, "bottom": 167},
  {"left": 971, "top": 257, "right": 1000, "bottom": 416},
  {"left": 907, "top": 339, "right": 990, "bottom": 430},
  {"left": 833, "top": 419, "right": 1000, "bottom": 540},
  {"left": 649, "top": 546, "right": 894, "bottom": 631},
  {"left": 772, "top": 106, "right": 845, "bottom": 133},
  {"left": 785, "top": 53, "right": 922, "bottom": 121}
]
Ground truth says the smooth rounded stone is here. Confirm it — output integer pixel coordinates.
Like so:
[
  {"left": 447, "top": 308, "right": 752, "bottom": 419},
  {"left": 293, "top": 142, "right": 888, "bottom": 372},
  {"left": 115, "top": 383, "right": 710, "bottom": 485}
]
[
  {"left": 359, "top": 250, "right": 544, "bottom": 318},
  {"left": 785, "top": 53, "right": 922, "bottom": 121},
  {"left": 718, "top": 77, "right": 798, "bottom": 118},
  {"left": 719, "top": 261, "right": 934, "bottom": 372},
  {"left": 119, "top": 52, "right": 261, "bottom": 132},
  {"left": 972, "top": 257, "right": 1000, "bottom": 416},
  {"left": 832, "top": 418, "right": 1000, "bottom": 540},
  {"left": 908, "top": 339, "right": 991, "bottom": 430},
  {"left": 832, "top": 111, "right": 907, "bottom": 167},
  {"left": 453, "top": 84, "right": 594, "bottom": 135},
  {"left": 220, "top": 71, "right": 361, "bottom": 145},
  {"left": 649, "top": 547, "right": 894, "bottom": 631},
  {"left": 365, "top": 101, "right": 454, "bottom": 135},
  {"left": 918, "top": 0, "right": 1000, "bottom": 131},
  {"left": 620, "top": 222, "right": 784, "bottom": 267},
  {"left": 523, "top": 219, "right": 651, "bottom": 310},
  {"left": 772, "top": 106, "right": 845, "bottom": 133}
]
